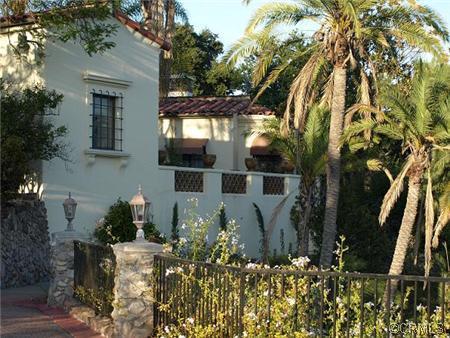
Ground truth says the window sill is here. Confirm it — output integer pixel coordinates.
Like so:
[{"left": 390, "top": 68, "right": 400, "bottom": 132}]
[{"left": 84, "top": 149, "right": 130, "bottom": 167}]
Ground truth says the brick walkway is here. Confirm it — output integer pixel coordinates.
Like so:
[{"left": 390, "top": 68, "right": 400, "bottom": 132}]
[{"left": 1, "top": 284, "right": 102, "bottom": 338}]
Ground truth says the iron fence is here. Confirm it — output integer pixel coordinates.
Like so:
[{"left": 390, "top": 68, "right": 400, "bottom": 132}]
[
  {"left": 74, "top": 241, "right": 116, "bottom": 316},
  {"left": 154, "top": 254, "right": 450, "bottom": 337}
]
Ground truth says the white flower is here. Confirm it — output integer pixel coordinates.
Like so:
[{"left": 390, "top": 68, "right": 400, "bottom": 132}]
[
  {"left": 245, "top": 263, "right": 258, "bottom": 269},
  {"left": 287, "top": 297, "right": 295, "bottom": 306},
  {"left": 291, "top": 256, "right": 310, "bottom": 269},
  {"left": 181, "top": 223, "right": 187, "bottom": 230},
  {"left": 179, "top": 335, "right": 186, "bottom": 338},
  {"left": 247, "top": 312, "right": 257, "bottom": 320},
  {"left": 164, "top": 326, "right": 170, "bottom": 333},
  {"left": 165, "top": 268, "right": 175, "bottom": 276},
  {"left": 179, "top": 237, "right": 187, "bottom": 245},
  {"left": 187, "top": 317, "right": 194, "bottom": 325}
]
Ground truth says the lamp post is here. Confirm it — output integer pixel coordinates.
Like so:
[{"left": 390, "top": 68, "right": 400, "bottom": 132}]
[
  {"left": 63, "top": 192, "right": 77, "bottom": 231},
  {"left": 129, "top": 185, "right": 150, "bottom": 242}
]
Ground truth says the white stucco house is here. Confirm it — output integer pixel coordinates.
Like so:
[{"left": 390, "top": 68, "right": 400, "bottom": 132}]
[{"left": 1, "top": 11, "right": 300, "bottom": 257}]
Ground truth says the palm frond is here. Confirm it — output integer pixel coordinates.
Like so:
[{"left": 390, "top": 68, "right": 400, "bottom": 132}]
[
  {"left": 266, "top": 190, "right": 295, "bottom": 246},
  {"left": 245, "top": 2, "right": 318, "bottom": 34},
  {"left": 282, "top": 50, "right": 326, "bottom": 134},
  {"left": 379, "top": 156, "right": 415, "bottom": 226},
  {"left": 424, "top": 169, "right": 434, "bottom": 279},
  {"left": 432, "top": 182, "right": 450, "bottom": 248}
]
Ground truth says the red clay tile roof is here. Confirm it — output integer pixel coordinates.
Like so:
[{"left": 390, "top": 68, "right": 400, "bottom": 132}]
[
  {"left": 0, "top": 10, "right": 171, "bottom": 51},
  {"left": 159, "top": 96, "right": 275, "bottom": 117},
  {"left": 113, "top": 11, "right": 171, "bottom": 51}
]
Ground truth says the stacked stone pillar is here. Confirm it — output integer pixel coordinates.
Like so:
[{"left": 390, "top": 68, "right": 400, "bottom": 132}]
[
  {"left": 47, "top": 230, "right": 164, "bottom": 338},
  {"left": 111, "top": 241, "right": 164, "bottom": 338},
  {"left": 47, "top": 231, "right": 88, "bottom": 307}
]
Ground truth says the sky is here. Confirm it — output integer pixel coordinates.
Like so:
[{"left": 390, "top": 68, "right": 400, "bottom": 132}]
[{"left": 179, "top": 0, "right": 450, "bottom": 52}]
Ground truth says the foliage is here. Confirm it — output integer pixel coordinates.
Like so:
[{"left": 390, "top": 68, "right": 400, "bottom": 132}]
[
  {"left": 94, "top": 198, "right": 165, "bottom": 245},
  {"left": 249, "top": 106, "right": 328, "bottom": 256},
  {"left": 218, "top": 204, "right": 227, "bottom": 231},
  {"left": 73, "top": 241, "right": 115, "bottom": 316},
  {"left": 236, "top": 33, "right": 312, "bottom": 113},
  {"left": 171, "top": 202, "right": 179, "bottom": 243},
  {"left": 74, "top": 285, "right": 114, "bottom": 316},
  {"left": 171, "top": 24, "right": 243, "bottom": 96},
  {"left": 343, "top": 61, "right": 450, "bottom": 278},
  {"left": 156, "top": 236, "right": 449, "bottom": 337},
  {"left": 252, "top": 202, "right": 268, "bottom": 263},
  {"left": 173, "top": 198, "right": 244, "bottom": 264},
  {"left": 1, "top": 0, "right": 118, "bottom": 58},
  {"left": 229, "top": 0, "right": 449, "bottom": 269},
  {"left": 1, "top": 84, "right": 68, "bottom": 200}
]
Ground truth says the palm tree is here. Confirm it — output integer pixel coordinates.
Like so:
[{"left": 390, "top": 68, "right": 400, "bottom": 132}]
[
  {"left": 344, "top": 62, "right": 450, "bottom": 282},
  {"left": 121, "top": 0, "right": 188, "bottom": 97},
  {"left": 227, "top": 0, "right": 448, "bottom": 268},
  {"left": 248, "top": 105, "right": 328, "bottom": 256}
]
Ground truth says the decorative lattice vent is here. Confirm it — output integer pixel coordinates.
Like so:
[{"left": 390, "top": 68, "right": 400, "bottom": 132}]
[
  {"left": 175, "top": 171, "right": 204, "bottom": 192},
  {"left": 222, "top": 174, "right": 247, "bottom": 194},
  {"left": 263, "top": 176, "right": 285, "bottom": 195}
]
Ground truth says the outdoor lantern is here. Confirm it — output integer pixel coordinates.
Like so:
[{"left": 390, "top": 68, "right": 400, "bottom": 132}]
[
  {"left": 63, "top": 192, "right": 77, "bottom": 231},
  {"left": 129, "top": 185, "right": 150, "bottom": 241}
]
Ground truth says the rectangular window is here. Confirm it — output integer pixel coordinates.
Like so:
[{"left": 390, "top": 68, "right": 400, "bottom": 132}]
[{"left": 91, "top": 92, "right": 123, "bottom": 151}]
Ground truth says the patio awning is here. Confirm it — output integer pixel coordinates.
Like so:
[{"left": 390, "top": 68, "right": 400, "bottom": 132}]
[
  {"left": 172, "top": 138, "right": 208, "bottom": 154},
  {"left": 250, "top": 136, "right": 274, "bottom": 156}
]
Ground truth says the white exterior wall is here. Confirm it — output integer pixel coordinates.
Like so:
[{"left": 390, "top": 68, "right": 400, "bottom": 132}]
[
  {"left": 1, "top": 25, "right": 43, "bottom": 87},
  {"left": 2, "top": 21, "right": 300, "bottom": 257},
  {"left": 159, "top": 115, "right": 273, "bottom": 171},
  {"left": 41, "top": 22, "right": 161, "bottom": 235},
  {"left": 154, "top": 167, "right": 299, "bottom": 258}
]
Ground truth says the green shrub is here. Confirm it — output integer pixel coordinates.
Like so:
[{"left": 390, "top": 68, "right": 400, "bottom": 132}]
[
  {"left": 94, "top": 198, "right": 165, "bottom": 245},
  {"left": 1, "top": 84, "right": 68, "bottom": 200}
]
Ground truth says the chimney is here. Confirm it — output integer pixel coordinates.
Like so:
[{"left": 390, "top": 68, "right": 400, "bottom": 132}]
[{"left": 168, "top": 74, "right": 194, "bottom": 97}]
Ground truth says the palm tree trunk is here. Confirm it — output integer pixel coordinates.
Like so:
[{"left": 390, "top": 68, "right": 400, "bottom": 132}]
[
  {"left": 319, "top": 66, "right": 347, "bottom": 268},
  {"left": 159, "top": 0, "right": 175, "bottom": 98},
  {"left": 298, "top": 186, "right": 313, "bottom": 257},
  {"left": 385, "top": 173, "right": 422, "bottom": 300}
]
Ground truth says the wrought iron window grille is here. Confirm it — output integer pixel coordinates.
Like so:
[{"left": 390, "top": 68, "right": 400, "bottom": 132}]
[{"left": 89, "top": 89, "right": 123, "bottom": 151}]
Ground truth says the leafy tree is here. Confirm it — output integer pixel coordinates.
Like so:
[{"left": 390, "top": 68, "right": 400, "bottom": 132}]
[
  {"left": 171, "top": 24, "right": 243, "bottom": 96},
  {"left": 228, "top": 0, "right": 448, "bottom": 268},
  {"left": 344, "top": 62, "right": 450, "bottom": 282},
  {"left": 1, "top": 0, "right": 118, "bottom": 58},
  {"left": 1, "top": 84, "right": 68, "bottom": 200}
]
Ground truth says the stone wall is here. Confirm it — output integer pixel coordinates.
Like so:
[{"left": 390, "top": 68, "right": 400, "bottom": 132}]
[{"left": 1, "top": 199, "right": 51, "bottom": 288}]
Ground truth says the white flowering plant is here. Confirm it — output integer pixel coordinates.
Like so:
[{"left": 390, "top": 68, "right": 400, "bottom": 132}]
[{"left": 156, "top": 212, "right": 450, "bottom": 337}]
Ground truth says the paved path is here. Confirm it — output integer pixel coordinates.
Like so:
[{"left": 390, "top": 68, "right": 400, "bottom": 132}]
[{"left": 1, "top": 284, "right": 102, "bottom": 338}]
